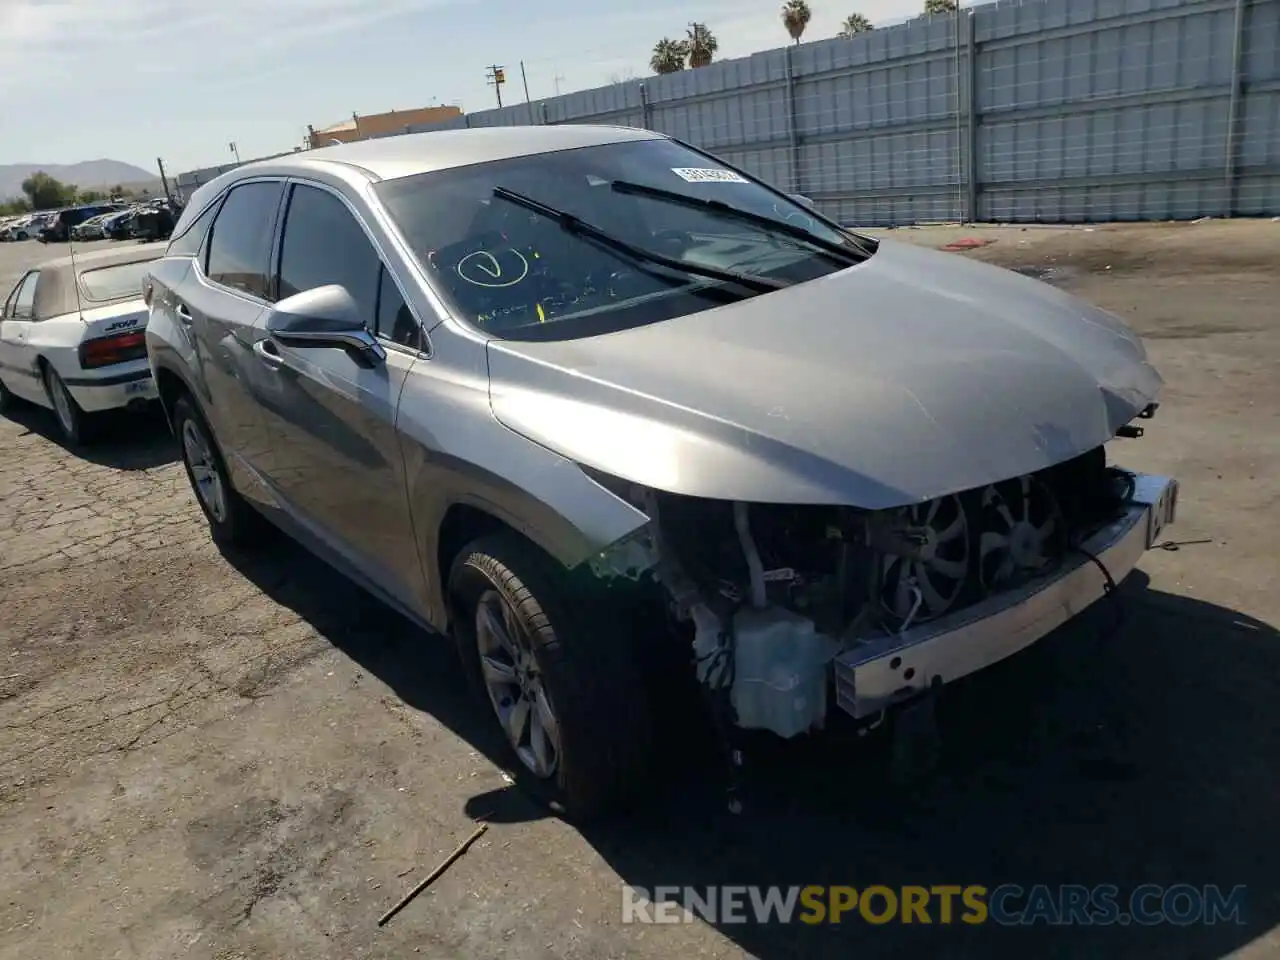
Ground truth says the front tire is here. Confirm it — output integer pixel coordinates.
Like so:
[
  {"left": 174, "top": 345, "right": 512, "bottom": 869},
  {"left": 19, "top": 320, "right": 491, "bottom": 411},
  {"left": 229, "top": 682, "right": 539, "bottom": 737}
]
[
  {"left": 448, "top": 532, "right": 653, "bottom": 821},
  {"left": 0, "top": 376, "right": 13, "bottom": 414},
  {"left": 173, "top": 395, "right": 265, "bottom": 548},
  {"left": 43, "top": 365, "right": 94, "bottom": 446}
]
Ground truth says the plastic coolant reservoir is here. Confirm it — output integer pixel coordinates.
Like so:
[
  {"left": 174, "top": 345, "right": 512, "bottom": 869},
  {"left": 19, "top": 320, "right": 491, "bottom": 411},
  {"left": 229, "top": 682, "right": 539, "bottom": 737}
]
[{"left": 727, "top": 606, "right": 836, "bottom": 739}]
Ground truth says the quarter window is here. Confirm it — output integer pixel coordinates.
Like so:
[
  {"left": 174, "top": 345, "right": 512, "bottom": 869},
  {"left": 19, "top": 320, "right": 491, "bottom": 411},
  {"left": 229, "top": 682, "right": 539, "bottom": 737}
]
[
  {"left": 8, "top": 272, "right": 39, "bottom": 320},
  {"left": 375, "top": 267, "right": 421, "bottom": 350},
  {"left": 166, "top": 198, "right": 221, "bottom": 258},
  {"left": 2, "top": 277, "right": 21, "bottom": 317},
  {"left": 204, "top": 181, "right": 283, "bottom": 299}
]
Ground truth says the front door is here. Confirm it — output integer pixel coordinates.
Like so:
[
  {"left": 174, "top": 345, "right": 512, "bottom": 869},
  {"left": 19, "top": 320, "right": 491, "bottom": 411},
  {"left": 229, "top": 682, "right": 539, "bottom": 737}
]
[
  {"left": 179, "top": 180, "right": 286, "bottom": 489},
  {"left": 253, "top": 181, "right": 425, "bottom": 609},
  {"left": 0, "top": 271, "right": 44, "bottom": 403}
]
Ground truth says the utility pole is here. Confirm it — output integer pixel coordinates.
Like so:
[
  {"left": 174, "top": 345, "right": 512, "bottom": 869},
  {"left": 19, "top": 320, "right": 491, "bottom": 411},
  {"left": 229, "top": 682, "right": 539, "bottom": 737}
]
[
  {"left": 229, "top": 141, "right": 240, "bottom": 163},
  {"left": 520, "top": 61, "right": 532, "bottom": 105},
  {"left": 156, "top": 157, "right": 172, "bottom": 202},
  {"left": 553, "top": 71, "right": 565, "bottom": 96},
  {"left": 485, "top": 64, "right": 506, "bottom": 108},
  {"left": 520, "top": 61, "right": 535, "bottom": 124}
]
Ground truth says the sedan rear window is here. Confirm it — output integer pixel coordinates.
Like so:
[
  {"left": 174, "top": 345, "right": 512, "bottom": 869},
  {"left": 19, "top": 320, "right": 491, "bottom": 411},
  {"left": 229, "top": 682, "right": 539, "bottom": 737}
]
[
  {"left": 79, "top": 260, "right": 157, "bottom": 302},
  {"left": 374, "top": 138, "right": 867, "bottom": 340}
]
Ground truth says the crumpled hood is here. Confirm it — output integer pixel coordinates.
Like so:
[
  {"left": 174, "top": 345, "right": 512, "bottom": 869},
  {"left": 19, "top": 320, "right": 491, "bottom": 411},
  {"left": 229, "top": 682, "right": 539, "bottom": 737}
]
[{"left": 486, "top": 239, "right": 1162, "bottom": 509}]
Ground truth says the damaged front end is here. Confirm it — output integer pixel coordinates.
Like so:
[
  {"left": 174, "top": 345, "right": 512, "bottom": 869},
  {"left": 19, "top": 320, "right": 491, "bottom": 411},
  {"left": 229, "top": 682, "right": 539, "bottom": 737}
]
[{"left": 578, "top": 430, "right": 1178, "bottom": 740}]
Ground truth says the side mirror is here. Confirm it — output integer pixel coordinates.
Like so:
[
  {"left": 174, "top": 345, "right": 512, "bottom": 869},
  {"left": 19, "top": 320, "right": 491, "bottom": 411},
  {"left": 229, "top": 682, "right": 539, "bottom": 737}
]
[
  {"left": 264, "top": 284, "right": 385, "bottom": 368},
  {"left": 788, "top": 193, "right": 816, "bottom": 209}
]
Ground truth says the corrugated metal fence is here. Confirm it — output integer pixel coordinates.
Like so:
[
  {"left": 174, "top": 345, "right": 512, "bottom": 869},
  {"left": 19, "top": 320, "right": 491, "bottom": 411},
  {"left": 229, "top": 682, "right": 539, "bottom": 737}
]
[{"left": 176, "top": 0, "right": 1280, "bottom": 225}]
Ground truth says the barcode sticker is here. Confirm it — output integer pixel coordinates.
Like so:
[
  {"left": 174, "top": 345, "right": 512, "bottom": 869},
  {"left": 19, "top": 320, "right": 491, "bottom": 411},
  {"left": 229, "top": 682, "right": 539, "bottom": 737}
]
[{"left": 671, "top": 167, "right": 749, "bottom": 184}]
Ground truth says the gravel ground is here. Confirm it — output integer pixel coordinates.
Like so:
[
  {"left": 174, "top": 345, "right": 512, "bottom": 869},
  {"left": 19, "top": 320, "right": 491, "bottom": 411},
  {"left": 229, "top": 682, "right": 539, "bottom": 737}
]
[{"left": 1, "top": 222, "right": 1277, "bottom": 960}]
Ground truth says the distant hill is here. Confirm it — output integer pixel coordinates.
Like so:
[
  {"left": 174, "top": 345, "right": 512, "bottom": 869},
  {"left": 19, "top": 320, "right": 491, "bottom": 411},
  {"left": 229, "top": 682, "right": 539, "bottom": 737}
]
[{"left": 0, "top": 160, "right": 159, "bottom": 201}]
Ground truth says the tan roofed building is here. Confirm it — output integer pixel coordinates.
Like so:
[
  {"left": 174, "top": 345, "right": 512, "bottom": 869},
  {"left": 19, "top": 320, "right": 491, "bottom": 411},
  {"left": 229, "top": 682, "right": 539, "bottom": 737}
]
[{"left": 306, "top": 104, "right": 463, "bottom": 147}]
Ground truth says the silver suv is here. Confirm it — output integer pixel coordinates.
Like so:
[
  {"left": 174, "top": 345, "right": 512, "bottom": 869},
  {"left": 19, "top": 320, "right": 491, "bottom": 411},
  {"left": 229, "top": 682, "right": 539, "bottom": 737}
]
[{"left": 145, "top": 126, "right": 1177, "bottom": 819}]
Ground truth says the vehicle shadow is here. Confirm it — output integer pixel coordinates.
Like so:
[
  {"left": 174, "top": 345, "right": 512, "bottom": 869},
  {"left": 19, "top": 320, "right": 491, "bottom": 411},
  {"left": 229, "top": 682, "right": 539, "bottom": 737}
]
[
  {"left": 563, "top": 574, "right": 1280, "bottom": 959},
  {"left": 219, "top": 537, "right": 1279, "bottom": 960},
  {"left": 1, "top": 401, "right": 177, "bottom": 470}
]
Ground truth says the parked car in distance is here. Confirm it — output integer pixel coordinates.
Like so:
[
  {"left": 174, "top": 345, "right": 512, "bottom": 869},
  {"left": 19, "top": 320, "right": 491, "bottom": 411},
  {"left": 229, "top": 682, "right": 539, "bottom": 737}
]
[
  {"left": 0, "top": 242, "right": 168, "bottom": 444},
  {"left": 28, "top": 213, "right": 55, "bottom": 239},
  {"left": 1, "top": 214, "right": 43, "bottom": 241},
  {"left": 145, "top": 126, "right": 1178, "bottom": 819},
  {"left": 129, "top": 199, "right": 181, "bottom": 241},
  {"left": 71, "top": 211, "right": 119, "bottom": 241},
  {"left": 102, "top": 208, "right": 137, "bottom": 240},
  {"left": 38, "top": 204, "right": 120, "bottom": 243}
]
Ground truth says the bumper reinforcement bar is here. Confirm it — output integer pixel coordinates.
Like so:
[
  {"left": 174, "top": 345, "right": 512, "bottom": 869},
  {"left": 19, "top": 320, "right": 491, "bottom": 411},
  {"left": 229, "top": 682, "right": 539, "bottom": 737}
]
[{"left": 833, "top": 473, "right": 1179, "bottom": 720}]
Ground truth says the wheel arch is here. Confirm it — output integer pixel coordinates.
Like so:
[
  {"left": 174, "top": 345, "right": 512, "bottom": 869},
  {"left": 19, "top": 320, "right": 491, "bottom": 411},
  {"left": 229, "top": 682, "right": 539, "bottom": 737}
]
[
  {"left": 150, "top": 358, "right": 207, "bottom": 433},
  {"left": 429, "top": 498, "right": 566, "bottom": 633},
  {"left": 153, "top": 363, "right": 191, "bottom": 427},
  {"left": 437, "top": 503, "right": 510, "bottom": 607},
  {"left": 34, "top": 353, "right": 61, "bottom": 404}
]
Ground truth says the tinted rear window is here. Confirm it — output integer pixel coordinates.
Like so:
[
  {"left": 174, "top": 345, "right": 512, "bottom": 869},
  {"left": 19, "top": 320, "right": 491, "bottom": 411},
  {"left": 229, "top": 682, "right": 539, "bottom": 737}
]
[
  {"left": 204, "top": 181, "right": 284, "bottom": 298},
  {"left": 79, "top": 260, "right": 157, "bottom": 302}
]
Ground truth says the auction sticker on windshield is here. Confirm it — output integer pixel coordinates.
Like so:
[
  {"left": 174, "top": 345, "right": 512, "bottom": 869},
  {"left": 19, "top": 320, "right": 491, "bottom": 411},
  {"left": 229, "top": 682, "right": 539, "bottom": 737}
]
[{"left": 671, "top": 168, "right": 749, "bottom": 184}]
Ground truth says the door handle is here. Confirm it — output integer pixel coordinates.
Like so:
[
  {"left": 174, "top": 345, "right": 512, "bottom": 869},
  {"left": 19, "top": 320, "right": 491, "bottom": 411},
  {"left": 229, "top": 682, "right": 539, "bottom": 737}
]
[
  {"left": 253, "top": 338, "right": 283, "bottom": 370},
  {"left": 175, "top": 303, "right": 193, "bottom": 325}
]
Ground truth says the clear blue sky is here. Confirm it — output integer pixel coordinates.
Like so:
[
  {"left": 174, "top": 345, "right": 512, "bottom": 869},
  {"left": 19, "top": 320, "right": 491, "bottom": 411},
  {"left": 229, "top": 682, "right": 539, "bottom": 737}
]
[{"left": 0, "top": 0, "right": 951, "bottom": 177}]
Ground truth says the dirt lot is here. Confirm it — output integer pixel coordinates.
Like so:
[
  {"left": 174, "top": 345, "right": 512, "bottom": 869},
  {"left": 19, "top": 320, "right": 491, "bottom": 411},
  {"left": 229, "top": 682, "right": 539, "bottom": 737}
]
[{"left": 1, "top": 223, "right": 1278, "bottom": 960}]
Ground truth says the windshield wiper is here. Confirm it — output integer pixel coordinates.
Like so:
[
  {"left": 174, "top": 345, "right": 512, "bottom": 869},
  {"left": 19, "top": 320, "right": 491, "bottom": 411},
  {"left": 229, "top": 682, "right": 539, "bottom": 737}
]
[
  {"left": 491, "top": 186, "right": 788, "bottom": 293},
  {"left": 610, "top": 179, "right": 869, "bottom": 265}
]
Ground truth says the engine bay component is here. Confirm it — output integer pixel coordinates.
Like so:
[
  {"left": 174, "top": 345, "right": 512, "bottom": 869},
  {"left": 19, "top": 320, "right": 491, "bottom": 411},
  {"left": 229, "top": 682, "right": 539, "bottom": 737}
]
[
  {"left": 834, "top": 472, "right": 1179, "bottom": 720},
  {"left": 976, "top": 474, "right": 1068, "bottom": 592},
  {"left": 868, "top": 494, "right": 972, "bottom": 629},
  {"left": 595, "top": 443, "right": 1135, "bottom": 743},
  {"left": 684, "top": 504, "right": 840, "bottom": 740},
  {"left": 714, "top": 605, "right": 838, "bottom": 739},
  {"left": 586, "top": 526, "right": 658, "bottom": 581}
]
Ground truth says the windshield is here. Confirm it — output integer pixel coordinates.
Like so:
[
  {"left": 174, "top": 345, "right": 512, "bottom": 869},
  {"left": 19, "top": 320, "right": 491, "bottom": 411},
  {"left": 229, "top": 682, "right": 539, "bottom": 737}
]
[{"left": 374, "top": 138, "right": 869, "bottom": 340}]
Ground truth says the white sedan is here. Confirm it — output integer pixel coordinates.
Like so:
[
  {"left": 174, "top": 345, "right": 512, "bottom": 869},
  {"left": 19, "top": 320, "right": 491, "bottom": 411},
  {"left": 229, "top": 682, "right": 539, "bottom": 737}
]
[
  {"left": 0, "top": 216, "right": 38, "bottom": 241},
  {"left": 0, "top": 242, "right": 168, "bottom": 445}
]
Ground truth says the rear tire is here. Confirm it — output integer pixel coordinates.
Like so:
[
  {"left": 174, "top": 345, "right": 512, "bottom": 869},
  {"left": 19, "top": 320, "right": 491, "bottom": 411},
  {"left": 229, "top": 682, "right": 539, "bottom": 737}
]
[
  {"left": 0, "top": 376, "right": 13, "bottom": 414},
  {"left": 173, "top": 394, "right": 267, "bottom": 548},
  {"left": 448, "top": 532, "right": 654, "bottom": 821},
  {"left": 42, "top": 365, "right": 95, "bottom": 447}
]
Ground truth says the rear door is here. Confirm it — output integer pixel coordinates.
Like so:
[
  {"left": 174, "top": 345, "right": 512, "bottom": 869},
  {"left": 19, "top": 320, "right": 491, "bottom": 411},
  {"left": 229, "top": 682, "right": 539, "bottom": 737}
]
[
  {"left": 0, "top": 271, "right": 45, "bottom": 403},
  {"left": 173, "top": 179, "right": 285, "bottom": 483},
  {"left": 253, "top": 180, "right": 425, "bottom": 605}
]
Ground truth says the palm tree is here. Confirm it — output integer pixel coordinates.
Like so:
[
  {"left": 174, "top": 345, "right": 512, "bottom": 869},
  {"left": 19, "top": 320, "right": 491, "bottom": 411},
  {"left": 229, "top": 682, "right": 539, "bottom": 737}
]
[
  {"left": 685, "top": 22, "right": 718, "bottom": 68},
  {"left": 838, "top": 12, "right": 873, "bottom": 36},
  {"left": 781, "top": 0, "right": 812, "bottom": 45},
  {"left": 650, "top": 38, "right": 687, "bottom": 74},
  {"left": 924, "top": 0, "right": 958, "bottom": 14}
]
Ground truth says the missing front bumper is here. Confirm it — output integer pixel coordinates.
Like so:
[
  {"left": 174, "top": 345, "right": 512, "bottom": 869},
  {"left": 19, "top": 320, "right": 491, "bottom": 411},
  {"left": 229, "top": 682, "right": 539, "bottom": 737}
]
[{"left": 833, "top": 472, "right": 1179, "bottom": 720}]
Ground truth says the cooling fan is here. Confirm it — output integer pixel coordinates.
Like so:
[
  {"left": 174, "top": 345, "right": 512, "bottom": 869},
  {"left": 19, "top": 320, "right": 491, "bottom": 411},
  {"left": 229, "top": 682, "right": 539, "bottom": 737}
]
[{"left": 976, "top": 473, "right": 1068, "bottom": 593}]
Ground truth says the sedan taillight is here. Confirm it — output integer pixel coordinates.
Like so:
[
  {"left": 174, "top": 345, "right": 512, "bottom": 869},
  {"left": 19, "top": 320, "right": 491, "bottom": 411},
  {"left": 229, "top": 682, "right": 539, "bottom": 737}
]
[{"left": 79, "top": 331, "right": 148, "bottom": 369}]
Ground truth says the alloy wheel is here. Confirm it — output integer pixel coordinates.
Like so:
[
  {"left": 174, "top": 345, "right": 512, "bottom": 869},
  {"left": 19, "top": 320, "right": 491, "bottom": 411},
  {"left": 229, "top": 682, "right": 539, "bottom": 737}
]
[
  {"left": 474, "top": 589, "right": 561, "bottom": 779},
  {"left": 181, "top": 417, "right": 228, "bottom": 524}
]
